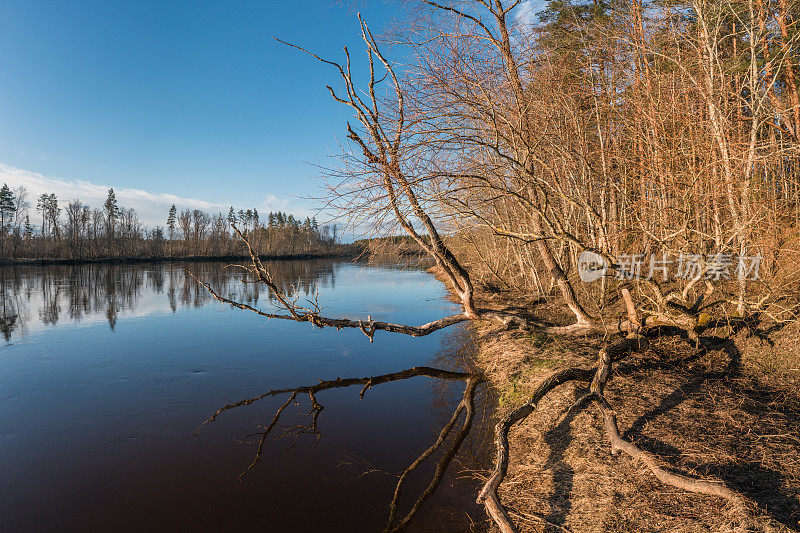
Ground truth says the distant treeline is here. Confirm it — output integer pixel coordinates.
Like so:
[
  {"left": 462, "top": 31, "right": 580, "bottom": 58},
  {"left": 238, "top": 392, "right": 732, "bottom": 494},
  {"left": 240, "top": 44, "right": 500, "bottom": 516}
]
[
  {"left": 353, "top": 235, "right": 424, "bottom": 256},
  {"left": 0, "top": 184, "right": 353, "bottom": 261}
]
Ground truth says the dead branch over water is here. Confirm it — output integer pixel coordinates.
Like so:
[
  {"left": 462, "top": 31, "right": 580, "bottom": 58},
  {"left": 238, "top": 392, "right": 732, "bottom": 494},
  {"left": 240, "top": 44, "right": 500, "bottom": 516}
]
[{"left": 193, "top": 0, "right": 800, "bottom": 530}]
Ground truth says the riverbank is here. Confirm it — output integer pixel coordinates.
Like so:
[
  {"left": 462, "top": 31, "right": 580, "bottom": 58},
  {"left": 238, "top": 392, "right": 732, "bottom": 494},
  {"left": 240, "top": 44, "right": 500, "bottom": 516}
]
[
  {"left": 432, "top": 267, "right": 800, "bottom": 532},
  {"left": 0, "top": 251, "right": 358, "bottom": 267}
]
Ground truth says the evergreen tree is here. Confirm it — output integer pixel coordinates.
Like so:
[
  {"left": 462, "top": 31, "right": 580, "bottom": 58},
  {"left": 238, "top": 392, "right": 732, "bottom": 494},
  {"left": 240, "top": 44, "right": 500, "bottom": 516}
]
[
  {"left": 24, "top": 215, "right": 32, "bottom": 240},
  {"left": 536, "top": 0, "right": 615, "bottom": 87},
  {"left": 167, "top": 204, "right": 177, "bottom": 240},
  {"left": 537, "top": 0, "right": 614, "bottom": 44},
  {"left": 36, "top": 193, "right": 59, "bottom": 238},
  {"left": 104, "top": 188, "right": 119, "bottom": 237},
  {"left": 0, "top": 184, "right": 15, "bottom": 233},
  {"left": 36, "top": 194, "right": 49, "bottom": 236}
]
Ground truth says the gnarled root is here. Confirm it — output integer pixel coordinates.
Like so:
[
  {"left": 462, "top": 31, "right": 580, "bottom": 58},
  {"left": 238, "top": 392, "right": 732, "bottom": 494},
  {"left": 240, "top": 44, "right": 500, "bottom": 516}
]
[
  {"left": 589, "top": 334, "right": 749, "bottom": 527},
  {"left": 477, "top": 333, "right": 750, "bottom": 532},
  {"left": 476, "top": 367, "right": 596, "bottom": 533},
  {"left": 592, "top": 395, "right": 749, "bottom": 516}
]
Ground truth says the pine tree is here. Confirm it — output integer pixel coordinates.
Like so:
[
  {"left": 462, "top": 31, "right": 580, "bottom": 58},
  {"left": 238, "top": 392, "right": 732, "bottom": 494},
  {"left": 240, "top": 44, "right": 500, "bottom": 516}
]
[
  {"left": 167, "top": 204, "right": 177, "bottom": 240},
  {"left": 36, "top": 193, "right": 59, "bottom": 238},
  {"left": 104, "top": 188, "right": 119, "bottom": 238},
  {"left": 537, "top": 0, "right": 615, "bottom": 85},
  {"left": 24, "top": 215, "right": 32, "bottom": 240},
  {"left": 47, "top": 194, "right": 59, "bottom": 239},
  {"left": 37, "top": 194, "right": 49, "bottom": 236},
  {"left": 0, "top": 184, "right": 15, "bottom": 233},
  {"left": 537, "top": 0, "right": 614, "bottom": 43}
]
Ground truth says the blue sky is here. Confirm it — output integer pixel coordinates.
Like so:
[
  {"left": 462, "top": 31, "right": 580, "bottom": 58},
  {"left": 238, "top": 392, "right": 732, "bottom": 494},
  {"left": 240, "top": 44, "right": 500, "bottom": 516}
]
[
  {"left": 0, "top": 0, "right": 402, "bottom": 230},
  {"left": 0, "top": 0, "right": 546, "bottom": 232}
]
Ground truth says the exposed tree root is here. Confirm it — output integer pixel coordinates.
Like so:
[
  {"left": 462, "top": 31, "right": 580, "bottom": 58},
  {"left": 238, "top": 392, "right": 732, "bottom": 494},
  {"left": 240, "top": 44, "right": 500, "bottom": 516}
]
[
  {"left": 477, "top": 332, "right": 753, "bottom": 533},
  {"left": 592, "top": 395, "right": 749, "bottom": 516},
  {"left": 589, "top": 331, "right": 749, "bottom": 525},
  {"left": 476, "top": 366, "right": 596, "bottom": 533}
]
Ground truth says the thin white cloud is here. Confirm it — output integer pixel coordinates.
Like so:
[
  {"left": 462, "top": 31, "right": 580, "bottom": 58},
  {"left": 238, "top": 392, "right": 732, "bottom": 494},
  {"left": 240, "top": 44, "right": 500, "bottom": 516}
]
[
  {"left": 0, "top": 163, "right": 316, "bottom": 229},
  {"left": 260, "top": 194, "right": 322, "bottom": 222},
  {"left": 0, "top": 163, "right": 225, "bottom": 227},
  {"left": 263, "top": 193, "right": 291, "bottom": 213}
]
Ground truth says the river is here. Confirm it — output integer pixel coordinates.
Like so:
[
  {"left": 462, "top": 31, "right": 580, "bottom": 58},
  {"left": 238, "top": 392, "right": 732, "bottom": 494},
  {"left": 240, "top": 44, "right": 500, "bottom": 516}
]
[{"left": 0, "top": 259, "right": 488, "bottom": 532}]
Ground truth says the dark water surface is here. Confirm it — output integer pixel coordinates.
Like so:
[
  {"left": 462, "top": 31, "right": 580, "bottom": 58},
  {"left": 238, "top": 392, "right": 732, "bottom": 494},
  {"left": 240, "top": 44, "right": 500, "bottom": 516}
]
[{"left": 0, "top": 259, "right": 487, "bottom": 532}]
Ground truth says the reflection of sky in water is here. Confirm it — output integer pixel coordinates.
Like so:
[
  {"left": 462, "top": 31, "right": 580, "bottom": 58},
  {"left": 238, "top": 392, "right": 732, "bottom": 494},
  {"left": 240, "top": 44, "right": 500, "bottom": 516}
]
[{"left": 0, "top": 259, "right": 480, "bottom": 531}]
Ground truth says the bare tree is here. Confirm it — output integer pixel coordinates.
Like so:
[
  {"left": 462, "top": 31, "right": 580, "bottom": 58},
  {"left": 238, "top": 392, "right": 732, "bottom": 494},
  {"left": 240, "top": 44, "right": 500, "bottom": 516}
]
[
  {"left": 191, "top": 209, "right": 211, "bottom": 255},
  {"left": 190, "top": 4, "right": 793, "bottom": 530},
  {"left": 178, "top": 208, "right": 193, "bottom": 249}
]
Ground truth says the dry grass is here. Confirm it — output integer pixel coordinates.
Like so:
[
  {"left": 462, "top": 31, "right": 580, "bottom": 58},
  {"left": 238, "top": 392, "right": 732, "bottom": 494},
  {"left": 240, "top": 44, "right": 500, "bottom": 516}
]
[
  {"left": 472, "top": 319, "right": 800, "bottom": 532},
  {"left": 426, "top": 263, "right": 800, "bottom": 531}
]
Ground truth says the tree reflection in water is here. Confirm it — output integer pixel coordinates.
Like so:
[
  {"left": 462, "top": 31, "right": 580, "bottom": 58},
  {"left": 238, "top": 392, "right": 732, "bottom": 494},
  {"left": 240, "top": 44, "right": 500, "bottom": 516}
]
[{"left": 0, "top": 259, "right": 341, "bottom": 341}]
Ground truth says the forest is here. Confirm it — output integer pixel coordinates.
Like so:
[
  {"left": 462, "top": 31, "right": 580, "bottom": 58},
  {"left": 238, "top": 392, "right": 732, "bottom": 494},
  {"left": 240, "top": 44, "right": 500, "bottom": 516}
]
[{"left": 0, "top": 185, "right": 349, "bottom": 260}]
